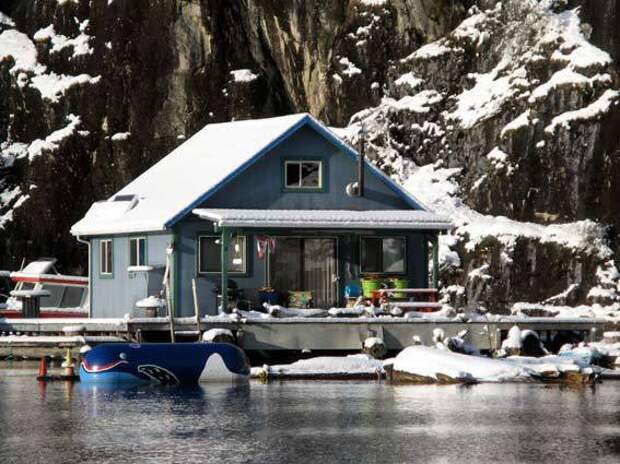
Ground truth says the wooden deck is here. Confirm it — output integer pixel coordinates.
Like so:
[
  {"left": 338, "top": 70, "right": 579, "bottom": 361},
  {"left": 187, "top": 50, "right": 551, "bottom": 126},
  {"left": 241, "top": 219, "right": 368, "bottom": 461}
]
[{"left": 1, "top": 316, "right": 618, "bottom": 356}]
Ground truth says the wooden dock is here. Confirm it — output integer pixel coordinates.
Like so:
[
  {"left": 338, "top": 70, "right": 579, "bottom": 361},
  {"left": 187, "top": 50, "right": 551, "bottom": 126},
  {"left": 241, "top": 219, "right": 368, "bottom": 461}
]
[{"left": 1, "top": 316, "right": 618, "bottom": 358}]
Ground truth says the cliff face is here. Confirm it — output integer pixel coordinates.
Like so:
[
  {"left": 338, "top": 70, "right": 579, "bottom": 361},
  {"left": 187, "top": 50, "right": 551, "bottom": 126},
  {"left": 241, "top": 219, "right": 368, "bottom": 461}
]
[{"left": 0, "top": 0, "right": 618, "bottom": 312}]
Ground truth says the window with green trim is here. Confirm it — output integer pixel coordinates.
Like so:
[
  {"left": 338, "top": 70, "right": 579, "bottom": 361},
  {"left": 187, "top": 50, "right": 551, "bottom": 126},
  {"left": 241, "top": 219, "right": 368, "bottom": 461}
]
[
  {"left": 129, "top": 237, "right": 147, "bottom": 266},
  {"left": 361, "top": 237, "right": 406, "bottom": 274},
  {"left": 284, "top": 160, "right": 323, "bottom": 189},
  {"left": 100, "top": 239, "right": 113, "bottom": 275},
  {"left": 198, "top": 235, "right": 247, "bottom": 274}
]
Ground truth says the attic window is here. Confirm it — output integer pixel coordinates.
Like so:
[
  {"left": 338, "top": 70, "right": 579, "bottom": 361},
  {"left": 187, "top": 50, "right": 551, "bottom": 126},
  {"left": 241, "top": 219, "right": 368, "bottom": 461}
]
[{"left": 284, "top": 160, "right": 323, "bottom": 190}]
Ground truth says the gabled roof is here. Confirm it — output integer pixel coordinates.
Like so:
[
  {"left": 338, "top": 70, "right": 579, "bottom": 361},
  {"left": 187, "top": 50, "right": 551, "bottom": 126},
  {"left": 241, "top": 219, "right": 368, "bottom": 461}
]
[{"left": 71, "top": 113, "right": 429, "bottom": 236}]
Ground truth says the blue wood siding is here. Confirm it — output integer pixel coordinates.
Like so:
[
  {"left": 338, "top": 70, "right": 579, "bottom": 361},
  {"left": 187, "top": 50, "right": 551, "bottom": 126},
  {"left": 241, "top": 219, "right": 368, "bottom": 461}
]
[
  {"left": 201, "top": 125, "right": 412, "bottom": 210},
  {"left": 90, "top": 233, "right": 171, "bottom": 318},
  {"left": 174, "top": 219, "right": 266, "bottom": 317}
]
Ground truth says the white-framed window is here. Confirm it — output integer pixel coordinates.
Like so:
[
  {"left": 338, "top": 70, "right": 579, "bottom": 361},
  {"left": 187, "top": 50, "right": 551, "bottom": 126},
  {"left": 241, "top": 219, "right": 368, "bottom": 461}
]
[
  {"left": 284, "top": 160, "right": 323, "bottom": 189},
  {"left": 198, "top": 235, "right": 247, "bottom": 274},
  {"left": 129, "top": 237, "right": 147, "bottom": 267},
  {"left": 361, "top": 236, "right": 406, "bottom": 274},
  {"left": 100, "top": 239, "right": 113, "bottom": 275}
]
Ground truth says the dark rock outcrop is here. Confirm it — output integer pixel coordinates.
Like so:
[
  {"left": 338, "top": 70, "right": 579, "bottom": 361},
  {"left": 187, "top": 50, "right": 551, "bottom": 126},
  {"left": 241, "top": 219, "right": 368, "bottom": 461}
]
[{"left": 0, "top": 0, "right": 618, "bottom": 313}]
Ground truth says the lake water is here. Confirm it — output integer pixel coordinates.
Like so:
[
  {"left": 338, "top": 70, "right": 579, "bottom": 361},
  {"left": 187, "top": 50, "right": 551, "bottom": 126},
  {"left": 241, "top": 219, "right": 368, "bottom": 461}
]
[{"left": 1, "top": 362, "right": 619, "bottom": 464}]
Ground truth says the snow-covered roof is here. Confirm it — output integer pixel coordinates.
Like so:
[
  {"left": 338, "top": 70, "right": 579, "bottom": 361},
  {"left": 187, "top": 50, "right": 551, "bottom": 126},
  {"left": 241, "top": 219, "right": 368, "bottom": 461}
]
[
  {"left": 193, "top": 208, "right": 452, "bottom": 230},
  {"left": 71, "top": 113, "right": 429, "bottom": 236}
]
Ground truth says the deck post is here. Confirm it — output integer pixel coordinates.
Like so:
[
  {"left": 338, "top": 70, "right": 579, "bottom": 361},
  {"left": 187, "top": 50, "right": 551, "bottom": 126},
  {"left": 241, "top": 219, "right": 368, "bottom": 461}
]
[
  {"left": 220, "top": 227, "right": 231, "bottom": 313},
  {"left": 431, "top": 234, "right": 439, "bottom": 288}
]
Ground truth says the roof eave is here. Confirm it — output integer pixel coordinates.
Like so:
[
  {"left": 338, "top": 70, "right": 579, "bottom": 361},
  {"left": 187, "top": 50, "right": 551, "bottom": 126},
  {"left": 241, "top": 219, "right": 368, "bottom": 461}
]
[
  {"left": 192, "top": 209, "right": 453, "bottom": 231},
  {"left": 211, "top": 221, "right": 453, "bottom": 230},
  {"left": 70, "top": 224, "right": 168, "bottom": 237}
]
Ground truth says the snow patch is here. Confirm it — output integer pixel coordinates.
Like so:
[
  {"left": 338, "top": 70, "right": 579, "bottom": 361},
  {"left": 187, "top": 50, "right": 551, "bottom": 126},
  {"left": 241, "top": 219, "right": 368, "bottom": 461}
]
[
  {"left": 27, "top": 114, "right": 81, "bottom": 160},
  {"left": 30, "top": 72, "right": 99, "bottom": 103},
  {"left": 230, "top": 69, "right": 258, "bottom": 83},
  {"left": 0, "top": 185, "right": 28, "bottom": 228},
  {"left": 135, "top": 296, "right": 166, "bottom": 308},
  {"left": 33, "top": 23, "right": 93, "bottom": 57},
  {"left": 386, "top": 90, "right": 443, "bottom": 113},
  {"left": 393, "top": 72, "right": 423, "bottom": 90},
  {"left": 402, "top": 42, "right": 453, "bottom": 61},
  {"left": 202, "top": 328, "right": 234, "bottom": 342},
  {"left": 266, "top": 354, "right": 384, "bottom": 377},
  {"left": 544, "top": 8, "right": 612, "bottom": 71},
  {"left": 0, "top": 30, "right": 43, "bottom": 74},
  {"left": 0, "top": 12, "right": 15, "bottom": 27},
  {"left": 545, "top": 89, "right": 620, "bottom": 134},
  {"left": 447, "top": 62, "right": 523, "bottom": 130},
  {"left": 359, "top": 0, "right": 387, "bottom": 6},
  {"left": 501, "top": 110, "right": 531, "bottom": 137},
  {"left": 111, "top": 132, "right": 131, "bottom": 142},
  {"left": 338, "top": 57, "right": 362, "bottom": 77}
]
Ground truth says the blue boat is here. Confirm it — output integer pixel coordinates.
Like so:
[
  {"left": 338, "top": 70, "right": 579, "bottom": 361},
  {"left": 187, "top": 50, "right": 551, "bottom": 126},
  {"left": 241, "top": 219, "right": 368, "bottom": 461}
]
[{"left": 80, "top": 343, "right": 250, "bottom": 385}]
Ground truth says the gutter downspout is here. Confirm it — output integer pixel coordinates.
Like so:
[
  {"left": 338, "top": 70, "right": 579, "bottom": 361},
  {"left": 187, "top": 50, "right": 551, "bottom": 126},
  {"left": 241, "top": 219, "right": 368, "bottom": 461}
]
[{"left": 76, "top": 235, "right": 91, "bottom": 318}]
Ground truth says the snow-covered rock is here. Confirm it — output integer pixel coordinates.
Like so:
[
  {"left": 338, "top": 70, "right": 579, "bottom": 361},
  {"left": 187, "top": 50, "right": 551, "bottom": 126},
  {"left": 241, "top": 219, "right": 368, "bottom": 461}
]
[{"left": 390, "top": 345, "right": 594, "bottom": 384}]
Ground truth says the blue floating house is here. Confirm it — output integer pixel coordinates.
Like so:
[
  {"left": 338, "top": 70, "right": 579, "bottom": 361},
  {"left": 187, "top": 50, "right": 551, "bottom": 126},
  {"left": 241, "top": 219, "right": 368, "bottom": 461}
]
[{"left": 71, "top": 114, "right": 451, "bottom": 318}]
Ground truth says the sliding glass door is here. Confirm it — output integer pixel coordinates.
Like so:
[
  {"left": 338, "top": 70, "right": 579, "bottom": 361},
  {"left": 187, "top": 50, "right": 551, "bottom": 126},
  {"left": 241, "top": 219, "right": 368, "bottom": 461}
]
[{"left": 269, "top": 237, "right": 338, "bottom": 308}]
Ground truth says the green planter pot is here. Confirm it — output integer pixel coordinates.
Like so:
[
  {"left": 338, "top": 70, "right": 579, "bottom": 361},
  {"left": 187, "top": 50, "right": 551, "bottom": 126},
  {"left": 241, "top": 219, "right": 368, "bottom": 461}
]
[
  {"left": 361, "top": 278, "right": 383, "bottom": 298},
  {"left": 390, "top": 278, "right": 409, "bottom": 299}
]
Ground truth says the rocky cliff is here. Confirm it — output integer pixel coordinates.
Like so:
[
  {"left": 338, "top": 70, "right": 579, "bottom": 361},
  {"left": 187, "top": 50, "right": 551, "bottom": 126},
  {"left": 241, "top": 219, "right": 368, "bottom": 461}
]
[{"left": 0, "top": 0, "right": 618, "bottom": 313}]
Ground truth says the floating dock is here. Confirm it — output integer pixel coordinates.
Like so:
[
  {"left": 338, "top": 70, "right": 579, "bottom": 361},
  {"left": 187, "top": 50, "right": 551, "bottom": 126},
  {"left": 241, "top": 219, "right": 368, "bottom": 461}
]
[{"left": 1, "top": 316, "right": 617, "bottom": 358}]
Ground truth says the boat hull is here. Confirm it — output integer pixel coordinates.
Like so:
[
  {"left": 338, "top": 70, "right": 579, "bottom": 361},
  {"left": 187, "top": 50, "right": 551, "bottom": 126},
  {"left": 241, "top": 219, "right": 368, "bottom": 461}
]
[
  {"left": 0, "top": 309, "right": 86, "bottom": 319},
  {"left": 80, "top": 343, "right": 250, "bottom": 385}
]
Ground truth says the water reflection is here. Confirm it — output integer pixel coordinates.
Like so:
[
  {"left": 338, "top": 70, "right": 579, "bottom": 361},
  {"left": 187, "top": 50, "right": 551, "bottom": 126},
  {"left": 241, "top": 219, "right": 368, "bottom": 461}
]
[{"left": 1, "top": 369, "right": 620, "bottom": 464}]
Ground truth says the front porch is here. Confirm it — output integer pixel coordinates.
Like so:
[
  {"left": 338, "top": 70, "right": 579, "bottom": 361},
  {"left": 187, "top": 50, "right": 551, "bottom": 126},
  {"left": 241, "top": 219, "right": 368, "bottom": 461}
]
[{"left": 188, "top": 209, "right": 448, "bottom": 315}]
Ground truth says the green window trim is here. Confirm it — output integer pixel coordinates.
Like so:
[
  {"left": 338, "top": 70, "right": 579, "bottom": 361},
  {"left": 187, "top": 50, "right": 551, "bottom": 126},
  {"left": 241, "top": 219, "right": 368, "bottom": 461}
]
[
  {"left": 129, "top": 236, "right": 148, "bottom": 268},
  {"left": 99, "top": 239, "right": 114, "bottom": 278},
  {"left": 197, "top": 234, "right": 248, "bottom": 275},
  {"left": 360, "top": 235, "right": 407, "bottom": 275},
  {"left": 283, "top": 158, "right": 327, "bottom": 192}
]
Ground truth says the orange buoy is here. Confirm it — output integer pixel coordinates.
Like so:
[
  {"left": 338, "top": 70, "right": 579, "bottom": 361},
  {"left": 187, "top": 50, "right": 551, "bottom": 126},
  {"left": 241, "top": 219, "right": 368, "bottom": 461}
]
[{"left": 37, "top": 357, "right": 47, "bottom": 380}]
